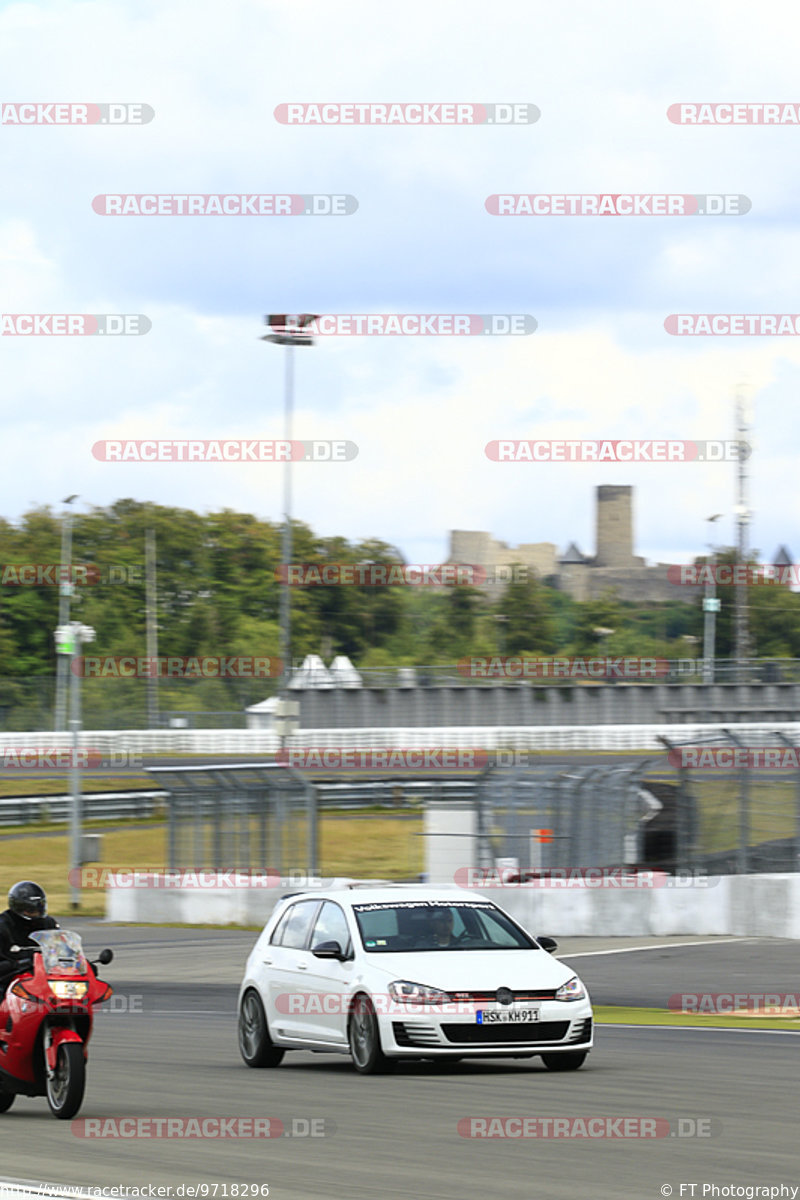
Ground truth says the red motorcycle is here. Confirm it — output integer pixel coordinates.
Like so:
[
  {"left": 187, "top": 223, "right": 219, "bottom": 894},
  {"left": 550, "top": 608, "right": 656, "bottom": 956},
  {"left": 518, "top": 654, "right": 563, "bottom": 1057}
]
[{"left": 0, "top": 929, "right": 114, "bottom": 1118}]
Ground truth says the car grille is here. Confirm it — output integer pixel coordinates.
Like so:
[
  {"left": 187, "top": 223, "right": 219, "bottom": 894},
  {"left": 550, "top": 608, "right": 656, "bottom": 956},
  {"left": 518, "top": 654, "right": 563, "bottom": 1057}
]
[
  {"left": 449, "top": 989, "right": 559, "bottom": 1003},
  {"left": 441, "top": 1021, "right": 570, "bottom": 1044}
]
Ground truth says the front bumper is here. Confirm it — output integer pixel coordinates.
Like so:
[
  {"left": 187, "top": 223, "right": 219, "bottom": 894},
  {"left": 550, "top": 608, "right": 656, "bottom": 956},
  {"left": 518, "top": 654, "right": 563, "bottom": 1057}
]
[{"left": 377, "top": 1003, "right": 594, "bottom": 1057}]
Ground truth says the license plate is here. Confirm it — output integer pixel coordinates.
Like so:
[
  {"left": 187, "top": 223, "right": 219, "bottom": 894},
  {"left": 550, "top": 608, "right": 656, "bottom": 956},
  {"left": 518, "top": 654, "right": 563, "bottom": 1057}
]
[{"left": 477, "top": 1008, "right": 540, "bottom": 1024}]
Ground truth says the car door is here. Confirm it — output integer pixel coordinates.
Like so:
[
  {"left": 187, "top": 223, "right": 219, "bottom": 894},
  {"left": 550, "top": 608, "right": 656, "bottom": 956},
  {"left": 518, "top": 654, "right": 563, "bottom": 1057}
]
[
  {"left": 301, "top": 900, "right": 356, "bottom": 1044},
  {"left": 263, "top": 898, "right": 321, "bottom": 1041}
]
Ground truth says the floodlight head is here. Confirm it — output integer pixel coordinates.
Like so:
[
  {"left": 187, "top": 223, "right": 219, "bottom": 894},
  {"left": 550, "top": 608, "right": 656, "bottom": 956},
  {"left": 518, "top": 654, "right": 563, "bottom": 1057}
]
[
  {"left": 265, "top": 313, "right": 318, "bottom": 329},
  {"left": 262, "top": 314, "right": 318, "bottom": 345},
  {"left": 261, "top": 333, "right": 314, "bottom": 346}
]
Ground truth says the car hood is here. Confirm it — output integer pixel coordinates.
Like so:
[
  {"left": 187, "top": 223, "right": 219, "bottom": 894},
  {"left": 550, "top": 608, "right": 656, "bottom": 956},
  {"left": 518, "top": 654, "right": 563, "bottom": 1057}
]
[{"left": 363, "top": 949, "right": 582, "bottom": 992}]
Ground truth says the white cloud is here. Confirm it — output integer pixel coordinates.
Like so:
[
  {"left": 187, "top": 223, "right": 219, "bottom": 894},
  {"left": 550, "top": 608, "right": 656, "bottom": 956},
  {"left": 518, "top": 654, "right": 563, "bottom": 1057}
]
[{"left": 0, "top": 0, "right": 797, "bottom": 574}]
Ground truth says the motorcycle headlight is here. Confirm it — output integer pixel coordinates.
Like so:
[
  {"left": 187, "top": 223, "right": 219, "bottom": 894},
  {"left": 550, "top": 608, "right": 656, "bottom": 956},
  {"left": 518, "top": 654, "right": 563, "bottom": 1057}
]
[
  {"left": 388, "top": 981, "right": 451, "bottom": 1006},
  {"left": 555, "top": 976, "right": 585, "bottom": 1002},
  {"left": 49, "top": 980, "right": 88, "bottom": 1000}
]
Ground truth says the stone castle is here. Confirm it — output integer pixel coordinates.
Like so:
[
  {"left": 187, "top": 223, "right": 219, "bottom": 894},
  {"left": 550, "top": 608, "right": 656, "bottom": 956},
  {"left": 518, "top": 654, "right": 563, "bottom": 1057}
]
[{"left": 449, "top": 486, "right": 701, "bottom": 603}]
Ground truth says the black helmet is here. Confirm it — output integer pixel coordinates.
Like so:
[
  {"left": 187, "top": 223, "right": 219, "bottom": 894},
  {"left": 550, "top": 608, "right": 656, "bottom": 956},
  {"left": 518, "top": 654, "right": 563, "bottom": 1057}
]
[{"left": 8, "top": 881, "right": 47, "bottom": 920}]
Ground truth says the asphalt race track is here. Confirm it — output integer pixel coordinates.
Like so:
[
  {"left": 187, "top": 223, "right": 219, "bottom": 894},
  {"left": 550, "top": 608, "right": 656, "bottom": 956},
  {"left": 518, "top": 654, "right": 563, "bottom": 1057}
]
[{"left": 2, "top": 924, "right": 797, "bottom": 1200}]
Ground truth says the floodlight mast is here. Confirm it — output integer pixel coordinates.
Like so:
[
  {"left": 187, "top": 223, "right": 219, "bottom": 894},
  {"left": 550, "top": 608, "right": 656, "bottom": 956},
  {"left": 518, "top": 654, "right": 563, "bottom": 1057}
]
[{"left": 261, "top": 316, "right": 319, "bottom": 746}]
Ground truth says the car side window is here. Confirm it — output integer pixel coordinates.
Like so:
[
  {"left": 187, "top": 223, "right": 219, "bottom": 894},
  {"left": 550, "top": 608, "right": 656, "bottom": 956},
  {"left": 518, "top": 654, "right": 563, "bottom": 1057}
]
[
  {"left": 269, "top": 905, "right": 294, "bottom": 946},
  {"left": 277, "top": 900, "right": 320, "bottom": 950},
  {"left": 310, "top": 902, "right": 351, "bottom": 954}
]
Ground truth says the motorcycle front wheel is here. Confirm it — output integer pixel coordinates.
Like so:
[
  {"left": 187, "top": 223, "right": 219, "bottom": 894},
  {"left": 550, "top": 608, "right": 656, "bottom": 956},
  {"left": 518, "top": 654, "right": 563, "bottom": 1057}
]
[{"left": 46, "top": 1042, "right": 86, "bottom": 1119}]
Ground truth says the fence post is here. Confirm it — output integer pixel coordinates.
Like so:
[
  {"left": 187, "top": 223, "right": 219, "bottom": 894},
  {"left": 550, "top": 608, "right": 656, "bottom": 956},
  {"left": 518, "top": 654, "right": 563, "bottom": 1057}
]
[
  {"left": 774, "top": 731, "right": 800, "bottom": 873},
  {"left": 723, "top": 728, "right": 750, "bottom": 873}
]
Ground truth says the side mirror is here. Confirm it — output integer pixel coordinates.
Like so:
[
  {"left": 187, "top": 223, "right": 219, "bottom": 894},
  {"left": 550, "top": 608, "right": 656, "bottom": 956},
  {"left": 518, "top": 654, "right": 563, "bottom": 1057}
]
[
  {"left": 97, "top": 949, "right": 113, "bottom": 965},
  {"left": 312, "top": 940, "right": 346, "bottom": 960},
  {"left": 538, "top": 936, "right": 558, "bottom": 954}
]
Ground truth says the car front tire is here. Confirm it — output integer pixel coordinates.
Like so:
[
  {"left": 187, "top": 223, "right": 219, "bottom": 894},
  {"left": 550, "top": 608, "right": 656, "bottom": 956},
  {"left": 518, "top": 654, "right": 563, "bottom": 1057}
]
[
  {"left": 348, "top": 994, "right": 394, "bottom": 1075},
  {"left": 541, "top": 1051, "right": 588, "bottom": 1071}
]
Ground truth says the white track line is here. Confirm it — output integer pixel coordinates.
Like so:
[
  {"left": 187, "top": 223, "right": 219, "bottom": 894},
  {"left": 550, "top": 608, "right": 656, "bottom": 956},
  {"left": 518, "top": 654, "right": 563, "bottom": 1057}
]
[
  {"left": 597, "top": 1023, "right": 800, "bottom": 1036},
  {"left": 560, "top": 937, "right": 757, "bottom": 958}
]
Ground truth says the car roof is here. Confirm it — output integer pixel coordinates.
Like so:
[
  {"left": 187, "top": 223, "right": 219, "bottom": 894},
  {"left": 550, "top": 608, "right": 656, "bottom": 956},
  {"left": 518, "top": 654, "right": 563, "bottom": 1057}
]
[{"left": 275, "top": 884, "right": 491, "bottom": 908}]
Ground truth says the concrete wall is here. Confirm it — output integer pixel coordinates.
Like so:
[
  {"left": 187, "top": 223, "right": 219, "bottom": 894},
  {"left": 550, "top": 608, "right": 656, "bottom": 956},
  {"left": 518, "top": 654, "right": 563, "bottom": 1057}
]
[
  {"left": 296, "top": 683, "right": 800, "bottom": 728},
  {"left": 461, "top": 875, "right": 800, "bottom": 939},
  {"left": 105, "top": 876, "right": 384, "bottom": 927},
  {"left": 104, "top": 872, "right": 800, "bottom": 938}
]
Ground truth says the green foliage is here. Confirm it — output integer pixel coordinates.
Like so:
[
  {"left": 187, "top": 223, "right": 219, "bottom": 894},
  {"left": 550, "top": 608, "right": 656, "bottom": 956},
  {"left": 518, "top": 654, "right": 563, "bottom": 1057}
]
[
  {"left": 1, "top": 505, "right": 798, "bottom": 722},
  {"left": 493, "top": 570, "right": 558, "bottom": 655}
]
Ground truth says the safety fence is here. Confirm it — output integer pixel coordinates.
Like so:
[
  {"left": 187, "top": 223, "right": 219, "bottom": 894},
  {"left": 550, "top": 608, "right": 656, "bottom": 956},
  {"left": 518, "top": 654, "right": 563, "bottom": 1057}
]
[
  {"left": 2, "top": 721, "right": 800, "bottom": 754},
  {"left": 148, "top": 764, "right": 317, "bottom": 875},
  {"left": 474, "top": 761, "right": 655, "bottom": 873}
]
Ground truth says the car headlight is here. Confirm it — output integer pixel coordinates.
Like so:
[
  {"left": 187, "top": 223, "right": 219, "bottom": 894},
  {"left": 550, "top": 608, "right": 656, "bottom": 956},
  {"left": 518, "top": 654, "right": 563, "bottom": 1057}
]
[
  {"left": 49, "top": 980, "right": 88, "bottom": 1000},
  {"left": 388, "top": 981, "right": 451, "bottom": 1006},
  {"left": 555, "top": 976, "right": 585, "bottom": 1002}
]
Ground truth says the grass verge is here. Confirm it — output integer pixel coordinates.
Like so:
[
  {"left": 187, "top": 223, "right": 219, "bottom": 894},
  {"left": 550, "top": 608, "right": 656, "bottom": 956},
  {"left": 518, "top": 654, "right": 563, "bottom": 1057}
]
[
  {"left": 594, "top": 1005, "right": 800, "bottom": 1031},
  {"left": 0, "top": 814, "right": 424, "bottom": 917}
]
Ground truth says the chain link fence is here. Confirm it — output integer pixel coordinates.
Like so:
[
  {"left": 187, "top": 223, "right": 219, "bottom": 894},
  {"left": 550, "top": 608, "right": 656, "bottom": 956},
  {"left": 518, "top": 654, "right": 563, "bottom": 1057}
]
[
  {"left": 474, "top": 761, "right": 657, "bottom": 874},
  {"left": 472, "top": 736, "right": 800, "bottom": 876},
  {"left": 658, "top": 729, "right": 800, "bottom": 873},
  {"left": 147, "top": 764, "right": 317, "bottom": 875}
]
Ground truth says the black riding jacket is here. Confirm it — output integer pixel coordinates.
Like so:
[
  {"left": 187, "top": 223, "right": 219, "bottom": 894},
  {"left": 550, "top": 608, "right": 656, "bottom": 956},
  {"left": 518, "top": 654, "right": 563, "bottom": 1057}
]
[{"left": 0, "top": 909, "right": 59, "bottom": 979}]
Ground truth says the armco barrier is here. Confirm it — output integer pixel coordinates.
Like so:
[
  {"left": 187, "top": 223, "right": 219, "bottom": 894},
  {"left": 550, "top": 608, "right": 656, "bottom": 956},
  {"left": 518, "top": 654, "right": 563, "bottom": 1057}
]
[
  {"left": 104, "top": 873, "right": 800, "bottom": 937},
  {"left": 2, "top": 720, "right": 800, "bottom": 753}
]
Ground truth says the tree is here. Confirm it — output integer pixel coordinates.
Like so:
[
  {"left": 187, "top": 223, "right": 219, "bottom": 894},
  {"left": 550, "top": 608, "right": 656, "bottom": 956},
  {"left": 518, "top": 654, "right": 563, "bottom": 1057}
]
[{"left": 494, "top": 570, "right": 557, "bottom": 655}]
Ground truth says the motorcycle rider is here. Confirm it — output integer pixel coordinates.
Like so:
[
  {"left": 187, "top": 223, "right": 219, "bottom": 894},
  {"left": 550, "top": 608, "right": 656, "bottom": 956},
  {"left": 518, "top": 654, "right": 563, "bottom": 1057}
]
[{"left": 0, "top": 882, "right": 59, "bottom": 999}]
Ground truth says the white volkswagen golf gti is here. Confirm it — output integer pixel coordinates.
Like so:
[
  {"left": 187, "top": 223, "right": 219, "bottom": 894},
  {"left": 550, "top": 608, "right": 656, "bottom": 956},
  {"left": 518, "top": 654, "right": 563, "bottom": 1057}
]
[{"left": 237, "top": 886, "right": 593, "bottom": 1074}]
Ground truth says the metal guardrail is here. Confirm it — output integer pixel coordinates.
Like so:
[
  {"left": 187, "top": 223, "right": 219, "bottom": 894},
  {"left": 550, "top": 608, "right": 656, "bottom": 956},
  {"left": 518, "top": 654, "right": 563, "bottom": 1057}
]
[
  {"left": 0, "top": 790, "right": 167, "bottom": 827},
  {"left": 0, "top": 779, "right": 478, "bottom": 826}
]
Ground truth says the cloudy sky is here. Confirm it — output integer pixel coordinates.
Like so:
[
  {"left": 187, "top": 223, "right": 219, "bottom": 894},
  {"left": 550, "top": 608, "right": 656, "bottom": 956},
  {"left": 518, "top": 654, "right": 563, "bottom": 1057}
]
[{"left": 1, "top": 0, "right": 798, "bottom": 569}]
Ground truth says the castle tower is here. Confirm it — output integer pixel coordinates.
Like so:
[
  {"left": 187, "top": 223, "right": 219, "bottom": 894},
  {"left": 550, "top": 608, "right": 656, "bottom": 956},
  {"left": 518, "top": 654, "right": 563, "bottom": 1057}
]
[{"left": 595, "top": 485, "right": 634, "bottom": 568}]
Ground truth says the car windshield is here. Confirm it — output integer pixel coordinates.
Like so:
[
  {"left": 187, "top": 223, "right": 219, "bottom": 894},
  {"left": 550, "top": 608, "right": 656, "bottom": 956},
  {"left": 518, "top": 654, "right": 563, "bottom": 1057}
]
[
  {"left": 29, "top": 930, "right": 88, "bottom": 975},
  {"left": 351, "top": 901, "right": 537, "bottom": 952}
]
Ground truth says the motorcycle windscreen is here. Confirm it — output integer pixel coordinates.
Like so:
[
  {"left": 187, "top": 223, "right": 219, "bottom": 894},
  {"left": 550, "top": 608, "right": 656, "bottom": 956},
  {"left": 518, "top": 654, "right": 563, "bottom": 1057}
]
[{"left": 29, "top": 930, "right": 88, "bottom": 976}]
